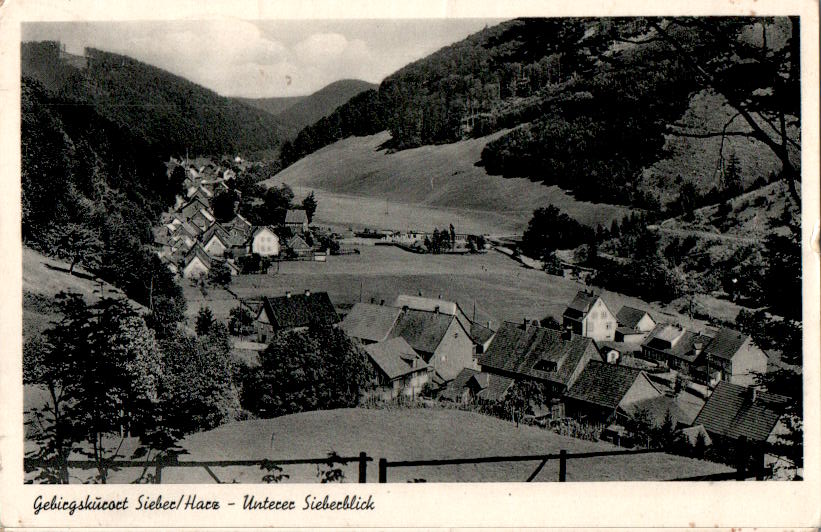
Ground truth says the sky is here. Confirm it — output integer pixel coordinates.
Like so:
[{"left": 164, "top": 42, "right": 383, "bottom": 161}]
[{"left": 22, "top": 19, "right": 503, "bottom": 98}]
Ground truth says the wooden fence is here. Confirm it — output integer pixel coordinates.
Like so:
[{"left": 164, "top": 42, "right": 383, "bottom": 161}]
[{"left": 26, "top": 445, "right": 763, "bottom": 483}]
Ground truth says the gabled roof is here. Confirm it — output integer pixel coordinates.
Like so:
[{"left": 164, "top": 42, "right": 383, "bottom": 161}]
[
  {"left": 389, "top": 309, "right": 461, "bottom": 356},
  {"left": 470, "top": 321, "right": 496, "bottom": 345},
  {"left": 285, "top": 209, "right": 309, "bottom": 224},
  {"left": 625, "top": 395, "right": 693, "bottom": 427},
  {"left": 693, "top": 381, "right": 788, "bottom": 442},
  {"left": 642, "top": 324, "right": 712, "bottom": 363},
  {"left": 478, "top": 321, "right": 595, "bottom": 387},
  {"left": 228, "top": 213, "right": 252, "bottom": 229},
  {"left": 340, "top": 303, "right": 403, "bottom": 343},
  {"left": 201, "top": 223, "right": 230, "bottom": 248},
  {"left": 258, "top": 292, "right": 339, "bottom": 330},
  {"left": 288, "top": 235, "right": 311, "bottom": 250},
  {"left": 441, "top": 368, "right": 514, "bottom": 403},
  {"left": 704, "top": 327, "right": 750, "bottom": 361},
  {"left": 565, "top": 360, "right": 652, "bottom": 410},
  {"left": 391, "top": 294, "right": 478, "bottom": 335},
  {"left": 616, "top": 306, "right": 651, "bottom": 329},
  {"left": 184, "top": 244, "right": 212, "bottom": 269},
  {"left": 562, "top": 290, "right": 602, "bottom": 321},
  {"left": 365, "top": 337, "right": 427, "bottom": 381},
  {"left": 180, "top": 196, "right": 210, "bottom": 213}
]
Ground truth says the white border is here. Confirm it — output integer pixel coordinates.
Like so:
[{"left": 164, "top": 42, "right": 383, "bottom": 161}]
[{"left": 1, "top": 0, "right": 818, "bottom": 528}]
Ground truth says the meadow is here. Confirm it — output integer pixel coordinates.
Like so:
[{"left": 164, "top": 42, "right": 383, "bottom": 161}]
[{"left": 185, "top": 245, "right": 708, "bottom": 332}]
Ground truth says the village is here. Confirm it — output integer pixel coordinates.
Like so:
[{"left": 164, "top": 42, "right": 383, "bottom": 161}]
[{"left": 149, "top": 155, "right": 798, "bottom": 480}]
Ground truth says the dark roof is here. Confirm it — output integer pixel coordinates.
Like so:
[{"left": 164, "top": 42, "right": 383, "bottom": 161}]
[
  {"left": 704, "top": 327, "right": 750, "bottom": 361},
  {"left": 184, "top": 244, "right": 212, "bottom": 269},
  {"left": 365, "top": 337, "right": 427, "bottom": 381},
  {"left": 201, "top": 223, "right": 230, "bottom": 247},
  {"left": 616, "top": 326, "right": 646, "bottom": 337},
  {"left": 596, "top": 341, "right": 643, "bottom": 354},
  {"left": 389, "top": 309, "right": 456, "bottom": 355},
  {"left": 441, "top": 368, "right": 513, "bottom": 402},
  {"left": 565, "top": 360, "right": 649, "bottom": 410},
  {"left": 642, "top": 325, "right": 712, "bottom": 363},
  {"left": 285, "top": 209, "right": 309, "bottom": 224},
  {"left": 616, "top": 306, "right": 650, "bottom": 329},
  {"left": 339, "top": 303, "right": 402, "bottom": 343},
  {"left": 563, "top": 290, "right": 599, "bottom": 320},
  {"left": 478, "top": 321, "right": 595, "bottom": 387},
  {"left": 694, "top": 381, "right": 788, "bottom": 442},
  {"left": 470, "top": 321, "right": 495, "bottom": 345},
  {"left": 258, "top": 292, "right": 339, "bottom": 330}
]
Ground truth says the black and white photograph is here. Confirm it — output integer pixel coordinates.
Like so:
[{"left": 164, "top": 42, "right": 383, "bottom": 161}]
[{"left": 7, "top": 1, "right": 814, "bottom": 500}]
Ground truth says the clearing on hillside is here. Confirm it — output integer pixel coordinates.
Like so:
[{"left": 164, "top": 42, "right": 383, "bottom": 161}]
[{"left": 265, "top": 131, "right": 630, "bottom": 235}]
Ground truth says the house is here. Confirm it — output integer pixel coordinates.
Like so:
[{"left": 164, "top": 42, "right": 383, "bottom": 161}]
[
  {"left": 388, "top": 307, "right": 475, "bottom": 381},
  {"left": 190, "top": 208, "right": 216, "bottom": 232},
  {"left": 391, "top": 294, "right": 495, "bottom": 354},
  {"left": 693, "top": 381, "right": 792, "bottom": 475},
  {"left": 254, "top": 290, "right": 339, "bottom": 342},
  {"left": 698, "top": 327, "right": 768, "bottom": 387},
  {"left": 478, "top": 320, "right": 600, "bottom": 398},
  {"left": 225, "top": 213, "right": 252, "bottom": 238},
  {"left": 595, "top": 340, "right": 645, "bottom": 365},
  {"left": 181, "top": 244, "right": 211, "bottom": 279},
  {"left": 179, "top": 197, "right": 212, "bottom": 221},
  {"left": 440, "top": 367, "right": 515, "bottom": 404},
  {"left": 364, "top": 337, "right": 430, "bottom": 400},
  {"left": 564, "top": 360, "right": 663, "bottom": 427},
  {"left": 339, "top": 303, "right": 403, "bottom": 344},
  {"left": 250, "top": 226, "right": 281, "bottom": 257},
  {"left": 201, "top": 223, "right": 232, "bottom": 257},
  {"left": 614, "top": 306, "right": 656, "bottom": 343},
  {"left": 641, "top": 324, "right": 713, "bottom": 377},
  {"left": 287, "top": 235, "right": 312, "bottom": 257},
  {"left": 284, "top": 209, "right": 309, "bottom": 233},
  {"left": 561, "top": 290, "right": 618, "bottom": 342},
  {"left": 186, "top": 185, "right": 213, "bottom": 206}
]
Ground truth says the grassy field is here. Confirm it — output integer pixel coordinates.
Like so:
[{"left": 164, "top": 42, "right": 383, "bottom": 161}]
[
  {"left": 264, "top": 130, "right": 631, "bottom": 236},
  {"left": 189, "top": 245, "right": 709, "bottom": 332},
  {"left": 22, "top": 247, "right": 144, "bottom": 338},
  {"left": 38, "top": 408, "right": 730, "bottom": 483}
]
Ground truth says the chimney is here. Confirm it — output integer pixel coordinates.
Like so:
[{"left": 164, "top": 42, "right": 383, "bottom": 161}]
[
  {"left": 438, "top": 294, "right": 442, "bottom": 299},
  {"left": 380, "top": 299, "right": 385, "bottom": 306},
  {"left": 285, "top": 291, "right": 291, "bottom": 298},
  {"left": 486, "top": 320, "right": 491, "bottom": 328},
  {"left": 562, "top": 328, "right": 572, "bottom": 341},
  {"left": 694, "top": 341, "right": 703, "bottom": 356},
  {"left": 370, "top": 297, "right": 375, "bottom": 304},
  {"left": 751, "top": 387, "right": 758, "bottom": 403},
  {"left": 418, "top": 289, "right": 423, "bottom": 296},
  {"left": 434, "top": 306, "right": 440, "bottom": 314},
  {"left": 304, "top": 289, "right": 311, "bottom": 297}
]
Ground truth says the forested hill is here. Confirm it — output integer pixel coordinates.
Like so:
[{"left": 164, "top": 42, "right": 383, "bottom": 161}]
[
  {"left": 22, "top": 75, "right": 184, "bottom": 316},
  {"left": 21, "top": 41, "right": 287, "bottom": 157},
  {"left": 278, "top": 17, "right": 800, "bottom": 210}
]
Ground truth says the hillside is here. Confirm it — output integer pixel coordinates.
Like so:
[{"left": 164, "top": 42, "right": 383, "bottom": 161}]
[
  {"left": 278, "top": 18, "right": 798, "bottom": 212},
  {"left": 266, "top": 130, "right": 630, "bottom": 234},
  {"left": 234, "top": 95, "right": 305, "bottom": 118},
  {"left": 274, "top": 79, "right": 376, "bottom": 133},
  {"left": 23, "top": 247, "right": 145, "bottom": 339},
  {"left": 21, "top": 41, "right": 287, "bottom": 157},
  {"left": 34, "top": 408, "right": 731, "bottom": 483}
]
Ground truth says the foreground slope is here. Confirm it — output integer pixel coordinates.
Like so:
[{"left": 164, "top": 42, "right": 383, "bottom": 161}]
[
  {"left": 265, "top": 131, "right": 630, "bottom": 234},
  {"left": 36, "top": 409, "right": 731, "bottom": 483}
]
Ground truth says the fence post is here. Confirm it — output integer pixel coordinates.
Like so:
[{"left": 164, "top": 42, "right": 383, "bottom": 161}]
[
  {"left": 736, "top": 436, "right": 747, "bottom": 481},
  {"left": 154, "top": 455, "right": 163, "bottom": 484},
  {"left": 378, "top": 458, "right": 387, "bottom": 483},
  {"left": 358, "top": 452, "right": 368, "bottom": 483},
  {"left": 558, "top": 450, "right": 567, "bottom": 482}
]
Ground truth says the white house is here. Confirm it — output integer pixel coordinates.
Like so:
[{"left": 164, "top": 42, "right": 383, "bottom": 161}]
[{"left": 250, "top": 226, "right": 281, "bottom": 257}]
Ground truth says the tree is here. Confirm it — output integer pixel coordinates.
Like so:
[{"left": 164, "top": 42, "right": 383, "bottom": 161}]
[
  {"left": 24, "top": 293, "right": 163, "bottom": 483},
  {"left": 521, "top": 205, "right": 594, "bottom": 260},
  {"left": 722, "top": 151, "right": 743, "bottom": 196},
  {"left": 159, "top": 326, "right": 240, "bottom": 434},
  {"left": 208, "top": 261, "right": 232, "bottom": 288},
  {"left": 239, "top": 325, "right": 371, "bottom": 418},
  {"left": 48, "top": 223, "right": 103, "bottom": 276},
  {"left": 609, "top": 18, "right": 801, "bottom": 202},
  {"left": 302, "top": 191, "right": 318, "bottom": 223},
  {"left": 195, "top": 307, "right": 216, "bottom": 336},
  {"left": 678, "top": 182, "right": 699, "bottom": 221},
  {"left": 212, "top": 190, "right": 239, "bottom": 223},
  {"left": 229, "top": 305, "right": 255, "bottom": 337}
]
